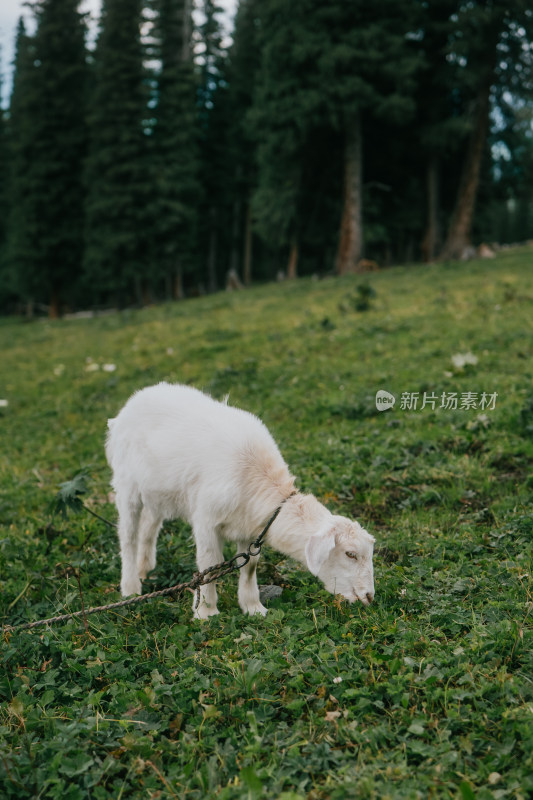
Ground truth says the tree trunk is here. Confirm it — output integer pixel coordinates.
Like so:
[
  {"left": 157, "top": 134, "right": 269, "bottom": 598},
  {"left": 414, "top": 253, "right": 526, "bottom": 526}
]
[
  {"left": 282, "top": 237, "right": 300, "bottom": 280},
  {"left": 173, "top": 260, "right": 184, "bottom": 300},
  {"left": 141, "top": 281, "right": 151, "bottom": 307},
  {"left": 229, "top": 195, "right": 241, "bottom": 277},
  {"left": 440, "top": 82, "right": 491, "bottom": 261},
  {"left": 207, "top": 206, "right": 218, "bottom": 293},
  {"left": 49, "top": 286, "right": 60, "bottom": 319},
  {"left": 243, "top": 201, "right": 252, "bottom": 286},
  {"left": 134, "top": 277, "right": 151, "bottom": 307},
  {"left": 336, "top": 112, "right": 363, "bottom": 275},
  {"left": 182, "top": 0, "right": 192, "bottom": 61},
  {"left": 421, "top": 156, "right": 440, "bottom": 262},
  {"left": 287, "top": 237, "right": 298, "bottom": 279}
]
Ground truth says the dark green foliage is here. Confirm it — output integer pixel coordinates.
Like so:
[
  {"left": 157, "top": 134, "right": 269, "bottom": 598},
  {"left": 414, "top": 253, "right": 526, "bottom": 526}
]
[
  {"left": 251, "top": 0, "right": 419, "bottom": 273},
  {"left": 50, "top": 471, "right": 90, "bottom": 519},
  {"left": 0, "top": 75, "right": 9, "bottom": 306},
  {"left": 7, "top": 1, "right": 87, "bottom": 317},
  {"left": 221, "top": 0, "right": 263, "bottom": 283},
  {"left": 83, "top": 0, "right": 150, "bottom": 305},
  {"left": 1, "top": 0, "right": 533, "bottom": 311},
  {"left": 518, "top": 394, "right": 533, "bottom": 436},
  {"left": 440, "top": 0, "right": 533, "bottom": 258},
  {"left": 6, "top": 20, "right": 44, "bottom": 310},
  {"left": 487, "top": 78, "right": 533, "bottom": 244},
  {"left": 149, "top": 0, "right": 199, "bottom": 298},
  {"left": 196, "top": 0, "right": 231, "bottom": 292},
  {"left": 353, "top": 282, "right": 377, "bottom": 312},
  {"left": 250, "top": 0, "right": 326, "bottom": 259},
  {"left": 249, "top": 1, "right": 301, "bottom": 244}
]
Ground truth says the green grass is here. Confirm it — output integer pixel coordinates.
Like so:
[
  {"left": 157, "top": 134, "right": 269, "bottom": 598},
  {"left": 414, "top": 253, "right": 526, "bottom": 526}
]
[{"left": 1, "top": 248, "right": 532, "bottom": 799}]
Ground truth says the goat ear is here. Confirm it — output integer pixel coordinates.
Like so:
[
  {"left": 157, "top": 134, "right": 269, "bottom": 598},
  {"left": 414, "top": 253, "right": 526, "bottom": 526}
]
[{"left": 305, "top": 530, "right": 336, "bottom": 576}]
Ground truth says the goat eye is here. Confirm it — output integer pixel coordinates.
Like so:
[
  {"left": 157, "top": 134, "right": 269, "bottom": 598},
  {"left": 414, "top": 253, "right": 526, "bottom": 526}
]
[{"left": 346, "top": 551, "right": 358, "bottom": 560}]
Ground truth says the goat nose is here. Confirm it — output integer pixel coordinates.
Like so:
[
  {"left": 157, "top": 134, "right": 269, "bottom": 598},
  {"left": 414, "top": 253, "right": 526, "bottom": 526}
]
[{"left": 365, "top": 591, "right": 374, "bottom": 604}]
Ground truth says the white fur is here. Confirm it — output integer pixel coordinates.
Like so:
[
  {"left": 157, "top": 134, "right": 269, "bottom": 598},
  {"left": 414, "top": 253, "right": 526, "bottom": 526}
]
[{"left": 105, "top": 382, "right": 375, "bottom": 619}]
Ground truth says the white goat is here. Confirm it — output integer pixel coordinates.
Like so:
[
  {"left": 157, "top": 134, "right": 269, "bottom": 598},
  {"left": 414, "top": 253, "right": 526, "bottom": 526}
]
[{"left": 106, "top": 382, "right": 375, "bottom": 619}]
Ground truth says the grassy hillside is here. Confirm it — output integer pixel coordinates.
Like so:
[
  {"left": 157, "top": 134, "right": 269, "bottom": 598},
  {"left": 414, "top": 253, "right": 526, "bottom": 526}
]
[{"left": 1, "top": 249, "right": 532, "bottom": 799}]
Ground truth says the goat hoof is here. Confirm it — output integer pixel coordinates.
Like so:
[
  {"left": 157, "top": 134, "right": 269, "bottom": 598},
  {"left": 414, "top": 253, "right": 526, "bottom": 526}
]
[
  {"left": 193, "top": 605, "right": 220, "bottom": 620},
  {"left": 121, "top": 579, "right": 142, "bottom": 596},
  {"left": 243, "top": 603, "right": 268, "bottom": 616},
  {"left": 137, "top": 558, "right": 156, "bottom": 580}
]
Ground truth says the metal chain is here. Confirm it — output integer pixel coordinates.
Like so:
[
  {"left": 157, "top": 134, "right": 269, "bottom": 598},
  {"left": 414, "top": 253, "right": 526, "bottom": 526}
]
[{"left": 2, "top": 493, "right": 296, "bottom": 634}]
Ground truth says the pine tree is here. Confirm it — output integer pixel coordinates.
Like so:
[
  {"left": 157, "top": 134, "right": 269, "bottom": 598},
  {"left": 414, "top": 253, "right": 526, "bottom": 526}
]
[
  {"left": 196, "top": 0, "right": 228, "bottom": 292},
  {"left": 324, "top": 1, "right": 418, "bottom": 273},
  {"left": 250, "top": 0, "right": 315, "bottom": 278},
  {"left": 225, "top": 0, "right": 262, "bottom": 284},
  {"left": 6, "top": 20, "right": 37, "bottom": 312},
  {"left": 8, "top": 3, "right": 87, "bottom": 317},
  {"left": 34, "top": 0, "right": 87, "bottom": 316},
  {"left": 440, "top": 0, "right": 533, "bottom": 260},
  {"left": 489, "top": 96, "right": 533, "bottom": 243},
  {"left": 84, "top": 0, "right": 150, "bottom": 305},
  {"left": 252, "top": 0, "right": 418, "bottom": 277},
  {"left": 413, "top": 0, "right": 464, "bottom": 262},
  {"left": 0, "top": 63, "right": 9, "bottom": 308},
  {"left": 151, "top": 0, "right": 198, "bottom": 299}
]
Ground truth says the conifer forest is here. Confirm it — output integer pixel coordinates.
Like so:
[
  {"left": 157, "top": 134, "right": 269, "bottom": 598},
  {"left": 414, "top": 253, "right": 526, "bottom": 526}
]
[{"left": 0, "top": 0, "right": 532, "bottom": 317}]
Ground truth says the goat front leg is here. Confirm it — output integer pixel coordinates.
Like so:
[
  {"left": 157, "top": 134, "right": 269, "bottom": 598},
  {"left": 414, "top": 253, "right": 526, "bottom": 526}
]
[
  {"left": 137, "top": 507, "right": 163, "bottom": 580},
  {"left": 192, "top": 524, "right": 223, "bottom": 620},
  {"left": 237, "top": 542, "right": 267, "bottom": 616},
  {"left": 117, "top": 492, "right": 143, "bottom": 596}
]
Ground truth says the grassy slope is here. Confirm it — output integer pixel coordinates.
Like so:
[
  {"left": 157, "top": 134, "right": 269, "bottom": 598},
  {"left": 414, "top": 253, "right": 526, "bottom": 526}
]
[{"left": 1, "top": 249, "right": 532, "bottom": 799}]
